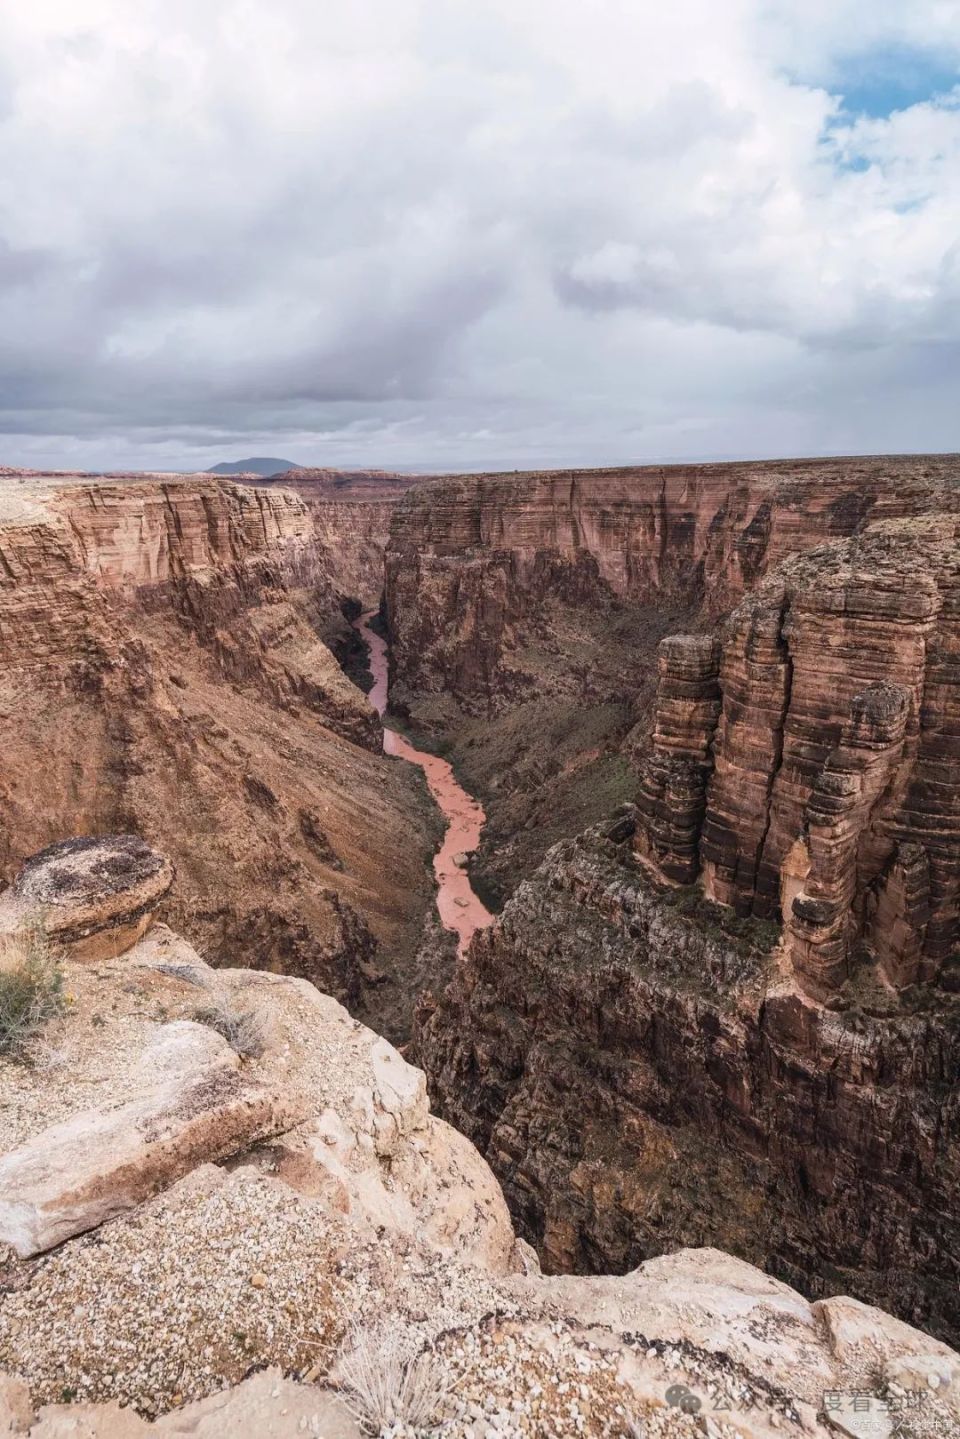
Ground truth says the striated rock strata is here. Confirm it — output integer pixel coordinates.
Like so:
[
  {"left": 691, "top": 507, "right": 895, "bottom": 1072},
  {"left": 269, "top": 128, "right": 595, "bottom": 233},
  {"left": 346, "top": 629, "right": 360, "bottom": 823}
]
[
  {"left": 417, "top": 815, "right": 960, "bottom": 1349},
  {"left": 671, "top": 520, "right": 960, "bottom": 1001},
  {"left": 0, "top": 474, "right": 435, "bottom": 1025},
  {"left": 384, "top": 455, "right": 960, "bottom": 904},
  {"left": 386, "top": 456, "right": 960, "bottom": 710}
]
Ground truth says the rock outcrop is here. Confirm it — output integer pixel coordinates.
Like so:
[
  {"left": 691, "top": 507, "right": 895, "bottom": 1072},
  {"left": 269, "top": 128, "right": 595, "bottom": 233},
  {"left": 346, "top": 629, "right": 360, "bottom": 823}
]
[
  {"left": 1, "top": 839, "right": 957, "bottom": 1438},
  {"left": 383, "top": 455, "right": 960, "bottom": 904},
  {"left": 634, "top": 635, "right": 720, "bottom": 884},
  {"left": 0, "top": 835, "right": 173, "bottom": 962},
  {"left": 417, "top": 815, "right": 960, "bottom": 1350},
  {"left": 0, "top": 473, "right": 436, "bottom": 1030},
  {"left": 633, "top": 520, "right": 960, "bottom": 1002}
]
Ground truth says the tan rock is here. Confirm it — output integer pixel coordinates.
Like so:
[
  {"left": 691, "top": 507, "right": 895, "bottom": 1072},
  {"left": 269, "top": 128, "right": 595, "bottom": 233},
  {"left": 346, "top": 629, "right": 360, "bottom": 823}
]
[
  {"left": 0, "top": 1021, "right": 306, "bottom": 1256},
  {"left": 151, "top": 1369, "right": 360, "bottom": 1438},
  {"left": 28, "top": 1403, "right": 149, "bottom": 1438},
  {"left": 0, "top": 1374, "right": 33, "bottom": 1435},
  {"left": 0, "top": 836, "right": 173, "bottom": 963}
]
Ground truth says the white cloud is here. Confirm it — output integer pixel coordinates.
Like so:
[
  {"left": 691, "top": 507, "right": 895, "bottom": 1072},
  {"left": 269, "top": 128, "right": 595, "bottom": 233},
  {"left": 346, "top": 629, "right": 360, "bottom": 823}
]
[{"left": 0, "top": 0, "right": 958, "bottom": 469}]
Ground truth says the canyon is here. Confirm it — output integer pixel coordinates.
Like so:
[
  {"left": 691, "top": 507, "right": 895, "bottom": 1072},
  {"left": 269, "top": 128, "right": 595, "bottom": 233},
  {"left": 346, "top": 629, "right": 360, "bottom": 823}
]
[
  {"left": 0, "top": 468, "right": 435, "bottom": 1040},
  {"left": 353, "top": 608, "right": 493, "bottom": 956},
  {"left": 384, "top": 456, "right": 960, "bottom": 1346},
  {"left": 0, "top": 455, "right": 959, "bottom": 1430}
]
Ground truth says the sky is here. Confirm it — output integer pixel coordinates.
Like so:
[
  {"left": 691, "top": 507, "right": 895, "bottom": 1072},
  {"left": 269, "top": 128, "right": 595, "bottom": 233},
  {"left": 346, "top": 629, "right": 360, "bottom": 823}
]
[{"left": 0, "top": 1, "right": 959, "bottom": 474}]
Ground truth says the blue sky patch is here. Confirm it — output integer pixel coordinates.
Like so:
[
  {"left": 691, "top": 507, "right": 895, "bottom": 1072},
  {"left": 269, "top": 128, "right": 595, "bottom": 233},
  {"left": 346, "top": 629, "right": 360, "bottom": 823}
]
[{"left": 827, "top": 43, "right": 958, "bottom": 119}]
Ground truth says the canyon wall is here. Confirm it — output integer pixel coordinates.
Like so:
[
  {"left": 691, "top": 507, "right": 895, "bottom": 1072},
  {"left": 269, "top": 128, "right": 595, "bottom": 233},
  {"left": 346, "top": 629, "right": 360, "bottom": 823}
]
[
  {"left": 0, "top": 473, "right": 435, "bottom": 1031},
  {"left": 249, "top": 466, "right": 421, "bottom": 609},
  {"left": 636, "top": 519, "right": 960, "bottom": 1000},
  {"left": 417, "top": 810, "right": 960, "bottom": 1347},
  {"left": 384, "top": 454, "right": 960, "bottom": 905},
  {"left": 385, "top": 455, "right": 960, "bottom": 707},
  {"left": 408, "top": 460, "right": 960, "bottom": 1345}
]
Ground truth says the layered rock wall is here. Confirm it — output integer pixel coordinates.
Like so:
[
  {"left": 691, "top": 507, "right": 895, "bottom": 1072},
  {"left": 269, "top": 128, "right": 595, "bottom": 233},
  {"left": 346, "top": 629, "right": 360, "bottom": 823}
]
[
  {"left": 249, "top": 467, "right": 421, "bottom": 609},
  {"left": 0, "top": 474, "right": 436, "bottom": 1023},
  {"left": 633, "top": 634, "right": 720, "bottom": 883},
  {"left": 681, "top": 523, "right": 960, "bottom": 999},
  {"left": 385, "top": 456, "right": 960, "bottom": 707},
  {"left": 416, "top": 818, "right": 960, "bottom": 1347}
]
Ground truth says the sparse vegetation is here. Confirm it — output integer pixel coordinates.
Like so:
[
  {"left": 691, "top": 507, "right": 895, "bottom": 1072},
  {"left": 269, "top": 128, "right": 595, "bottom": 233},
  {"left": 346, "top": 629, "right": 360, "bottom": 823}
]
[
  {"left": 336, "top": 1323, "right": 459, "bottom": 1435},
  {"left": 660, "top": 883, "right": 781, "bottom": 955},
  {"left": 0, "top": 922, "right": 64, "bottom": 1059},
  {"left": 193, "top": 1002, "right": 267, "bottom": 1060}
]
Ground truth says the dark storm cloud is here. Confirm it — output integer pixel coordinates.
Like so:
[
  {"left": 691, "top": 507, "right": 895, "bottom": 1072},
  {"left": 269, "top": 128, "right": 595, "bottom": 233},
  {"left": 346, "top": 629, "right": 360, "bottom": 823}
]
[{"left": 0, "top": 1, "right": 958, "bottom": 471}]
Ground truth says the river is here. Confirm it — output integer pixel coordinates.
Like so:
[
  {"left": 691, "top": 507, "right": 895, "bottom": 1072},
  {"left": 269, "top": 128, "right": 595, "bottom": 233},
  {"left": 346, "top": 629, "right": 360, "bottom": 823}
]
[{"left": 353, "top": 609, "right": 493, "bottom": 956}]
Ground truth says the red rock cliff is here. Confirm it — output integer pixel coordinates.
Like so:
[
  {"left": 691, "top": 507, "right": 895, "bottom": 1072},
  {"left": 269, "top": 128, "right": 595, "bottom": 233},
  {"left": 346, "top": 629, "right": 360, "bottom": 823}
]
[
  {"left": 385, "top": 455, "right": 960, "bottom": 707},
  {"left": 0, "top": 474, "right": 435, "bottom": 1031},
  {"left": 634, "top": 519, "right": 960, "bottom": 1002}
]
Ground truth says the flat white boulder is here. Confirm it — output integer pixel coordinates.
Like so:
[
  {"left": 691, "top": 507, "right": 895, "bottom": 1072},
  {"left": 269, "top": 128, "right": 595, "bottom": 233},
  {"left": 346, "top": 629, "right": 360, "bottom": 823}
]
[{"left": 0, "top": 1023, "right": 306, "bottom": 1257}]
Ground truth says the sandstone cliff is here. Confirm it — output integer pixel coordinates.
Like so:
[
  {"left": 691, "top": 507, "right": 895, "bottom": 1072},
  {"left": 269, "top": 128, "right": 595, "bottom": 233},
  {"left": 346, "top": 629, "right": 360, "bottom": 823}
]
[
  {"left": 384, "top": 457, "right": 960, "bottom": 905},
  {"left": 1, "top": 839, "right": 956, "bottom": 1438},
  {"left": 251, "top": 466, "right": 422, "bottom": 610},
  {"left": 407, "top": 476, "right": 960, "bottom": 1351},
  {"left": 386, "top": 456, "right": 960, "bottom": 709},
  {"left": 0, "top": 473, "right": 436, "bottom": 1026},
  {"left": 417, "top": 812, "right": 960, "bottom": 1351}
]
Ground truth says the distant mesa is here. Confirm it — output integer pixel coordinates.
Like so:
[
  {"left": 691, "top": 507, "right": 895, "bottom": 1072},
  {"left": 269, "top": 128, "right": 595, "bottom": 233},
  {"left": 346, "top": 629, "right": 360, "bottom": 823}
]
[{"left": 207, "top": 457, "right": 299, "bottom": 477}]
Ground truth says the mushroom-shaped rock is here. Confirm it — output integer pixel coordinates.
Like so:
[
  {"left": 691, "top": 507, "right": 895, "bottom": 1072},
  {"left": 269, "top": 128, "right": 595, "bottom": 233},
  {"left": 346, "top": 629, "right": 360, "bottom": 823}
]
[{"left": 0, "top": 835, "right": 173, "bottom": 962}]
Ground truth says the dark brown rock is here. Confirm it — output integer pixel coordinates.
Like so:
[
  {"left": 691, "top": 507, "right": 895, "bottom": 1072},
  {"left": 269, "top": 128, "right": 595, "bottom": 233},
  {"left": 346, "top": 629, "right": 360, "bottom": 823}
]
[
  {"left": 0, "top": 834, "right": 173, "bottom": 961},
  {"left": 416, "top": 822, "right": 960, "bottom": 1346}
]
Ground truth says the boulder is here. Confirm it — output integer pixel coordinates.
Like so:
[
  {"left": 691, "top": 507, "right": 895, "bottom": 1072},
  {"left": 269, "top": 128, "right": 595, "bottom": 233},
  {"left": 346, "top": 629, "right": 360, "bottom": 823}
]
[
  {"left": 0, "top": 1023, "right": 307, "bottom": 1257},
  {"left": 0, "top": 836, "right": 173, "bottom": 962}
]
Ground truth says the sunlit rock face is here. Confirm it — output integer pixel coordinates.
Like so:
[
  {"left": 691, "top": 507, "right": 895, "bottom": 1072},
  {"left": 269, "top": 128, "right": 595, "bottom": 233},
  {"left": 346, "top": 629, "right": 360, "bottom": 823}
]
[
  {"left": 692, "top": 520, "right": 960, "bottom": 1000},
  {"left": 0, "top": 473, "right": 436, "bottom": 1024}
]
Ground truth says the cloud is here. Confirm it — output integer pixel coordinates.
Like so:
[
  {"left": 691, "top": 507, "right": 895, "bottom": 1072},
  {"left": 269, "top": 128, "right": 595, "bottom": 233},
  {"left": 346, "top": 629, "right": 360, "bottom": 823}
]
[{"left": 0, "top": 0, "right": 958, "bottom": 470}]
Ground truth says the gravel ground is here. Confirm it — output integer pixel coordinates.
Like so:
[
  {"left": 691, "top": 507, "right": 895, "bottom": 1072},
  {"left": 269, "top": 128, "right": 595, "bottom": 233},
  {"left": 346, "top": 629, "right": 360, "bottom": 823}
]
[{"left": 0, "top": 1169, "right": 341, "bottom": 1415}]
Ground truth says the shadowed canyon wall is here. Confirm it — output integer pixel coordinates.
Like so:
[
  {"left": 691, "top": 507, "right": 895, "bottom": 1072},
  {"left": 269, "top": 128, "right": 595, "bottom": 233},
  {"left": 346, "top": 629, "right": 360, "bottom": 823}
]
[{"left": 247, "top": 466, "right": 421, "bottom": 610}]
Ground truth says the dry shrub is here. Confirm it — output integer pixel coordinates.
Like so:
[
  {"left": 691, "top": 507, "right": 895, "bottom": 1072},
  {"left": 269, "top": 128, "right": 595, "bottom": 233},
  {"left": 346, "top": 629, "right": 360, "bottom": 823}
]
[
  {"left": 336, "top": 1323, "right": 459, "bottom": 1434},
  {"left": 193, "top": 1002, "right": 267, "bottom": 1059}
]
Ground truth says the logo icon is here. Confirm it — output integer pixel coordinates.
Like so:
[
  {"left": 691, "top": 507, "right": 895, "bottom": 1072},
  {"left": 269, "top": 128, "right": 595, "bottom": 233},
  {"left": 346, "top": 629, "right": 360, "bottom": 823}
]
[{"left": 665, "top": 1384, "right": 702, "bottom": 1415}]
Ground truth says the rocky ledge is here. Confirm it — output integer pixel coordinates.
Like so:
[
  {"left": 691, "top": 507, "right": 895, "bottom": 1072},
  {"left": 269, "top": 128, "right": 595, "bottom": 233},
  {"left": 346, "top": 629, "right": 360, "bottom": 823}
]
[
  {"left": 0, "top": 835, "right": 173, "bottom": 962},
  {"left": 1, "top": 839, "right": 956, "bottom": 1438}
]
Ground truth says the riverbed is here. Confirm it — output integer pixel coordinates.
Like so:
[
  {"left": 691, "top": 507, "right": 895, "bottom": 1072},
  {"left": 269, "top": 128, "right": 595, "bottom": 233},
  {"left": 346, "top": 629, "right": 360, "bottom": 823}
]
[{"left": 353, "top": 610, "right": 493, "bottom": 956}]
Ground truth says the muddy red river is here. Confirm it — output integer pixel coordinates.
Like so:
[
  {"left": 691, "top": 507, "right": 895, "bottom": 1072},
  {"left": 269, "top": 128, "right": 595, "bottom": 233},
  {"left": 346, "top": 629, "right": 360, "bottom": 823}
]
[{"left": 354, "top": 610, "right": 493, "bottom": 955}]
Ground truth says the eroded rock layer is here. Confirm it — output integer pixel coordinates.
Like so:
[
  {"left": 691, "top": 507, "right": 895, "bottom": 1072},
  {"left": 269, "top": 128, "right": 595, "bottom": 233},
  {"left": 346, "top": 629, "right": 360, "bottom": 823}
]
[
  {"left": 250, "top": 466, "right": 422, "bottom": 609},
  {"left": 0, "top": 474, "right": 435, "bottom": 1025},
  {"left": 416, "top": 816, "right": 960, "bottom": 1347},
  {"left": 1, "top": 841, "right": 957, "bottom": 1437},
  {"left": 384, "top": 455, "right": 960, "bottom": 903},
  {"left": 385, "top": 456, "right": 960, "bottom": 709},
  {"left": 694, "top": 521, "right": 960, "bottom": 999}
]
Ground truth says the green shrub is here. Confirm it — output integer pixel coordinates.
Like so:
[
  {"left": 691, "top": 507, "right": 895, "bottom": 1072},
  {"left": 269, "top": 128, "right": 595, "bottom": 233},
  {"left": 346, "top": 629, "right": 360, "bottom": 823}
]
[{"left": 0, "top": 924, "right": 64, "bottom": 1058}]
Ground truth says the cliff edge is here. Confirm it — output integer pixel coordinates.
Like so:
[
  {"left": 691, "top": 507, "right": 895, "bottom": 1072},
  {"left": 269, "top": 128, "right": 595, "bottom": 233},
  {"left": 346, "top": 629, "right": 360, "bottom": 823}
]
[{"left": 0, "top": 838, "right": 956, "bottom": 1438}]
